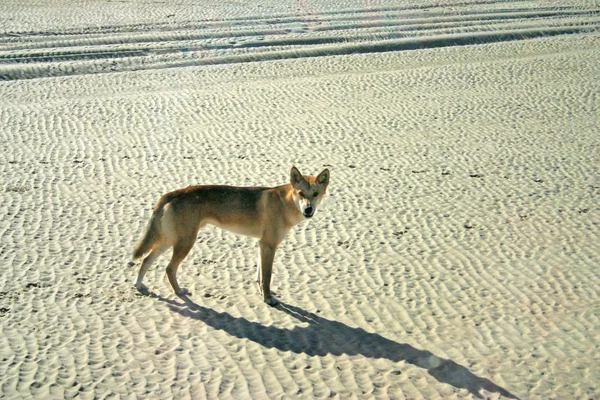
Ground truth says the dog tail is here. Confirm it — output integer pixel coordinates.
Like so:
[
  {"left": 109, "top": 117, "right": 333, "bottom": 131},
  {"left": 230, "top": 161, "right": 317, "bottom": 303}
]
[{"left": 132, "top": 211, "right": 162, "bottom": 260}]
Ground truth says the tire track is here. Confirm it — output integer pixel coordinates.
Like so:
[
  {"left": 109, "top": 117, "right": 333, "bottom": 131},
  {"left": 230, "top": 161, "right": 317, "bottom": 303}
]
[{"left": 0, "top": 4, "right": 598, "bottom": 80}]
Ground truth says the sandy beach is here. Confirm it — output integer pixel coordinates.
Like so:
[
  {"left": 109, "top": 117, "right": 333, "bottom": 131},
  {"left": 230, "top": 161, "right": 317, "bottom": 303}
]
[{"left": 1, "top": 1, "right": 599, "bottom": 398}]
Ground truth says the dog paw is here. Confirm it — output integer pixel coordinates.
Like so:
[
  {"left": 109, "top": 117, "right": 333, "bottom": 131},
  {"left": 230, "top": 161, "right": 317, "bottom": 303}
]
[
  {"left": 264, "top": 296, "right": 279, "bottom": 307},
  {"left": 134, "top": 282, "right": 149, "bottom": 294},
  {"left": 175, "top": 287, "right": 191, "bottom": 296}
]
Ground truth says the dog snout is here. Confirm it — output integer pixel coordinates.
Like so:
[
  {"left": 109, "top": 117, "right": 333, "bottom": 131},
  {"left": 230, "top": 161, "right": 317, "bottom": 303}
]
[{"left": 303, "top": 205, "right": 315, "bottom": 218}]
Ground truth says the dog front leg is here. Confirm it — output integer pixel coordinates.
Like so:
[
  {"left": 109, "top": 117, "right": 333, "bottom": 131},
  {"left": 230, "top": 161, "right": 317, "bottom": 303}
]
[{"left": 259, "top": 241, "right": 278, "bottom": 306}]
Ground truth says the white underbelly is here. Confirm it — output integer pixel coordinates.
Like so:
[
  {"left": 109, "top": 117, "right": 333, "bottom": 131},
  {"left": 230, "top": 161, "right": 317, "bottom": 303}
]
[{"left": 208, "top": 219, "right": 263, "bottom": 239}]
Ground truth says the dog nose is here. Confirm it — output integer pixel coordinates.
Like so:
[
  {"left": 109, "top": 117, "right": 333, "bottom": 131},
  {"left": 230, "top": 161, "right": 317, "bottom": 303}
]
[{"left": 304, "top": 206, "right": 314, "bottom": 217}]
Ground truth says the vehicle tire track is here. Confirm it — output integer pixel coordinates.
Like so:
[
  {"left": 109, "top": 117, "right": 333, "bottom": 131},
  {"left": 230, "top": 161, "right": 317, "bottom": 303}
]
[{"left": 0, "top": 3, "right": 598, "bottom": 80}]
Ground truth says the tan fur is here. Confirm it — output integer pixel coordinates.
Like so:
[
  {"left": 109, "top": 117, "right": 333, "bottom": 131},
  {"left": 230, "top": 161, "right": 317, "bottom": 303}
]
[{"left": 132, "top": 166, "right": 330, "bottom": 306}]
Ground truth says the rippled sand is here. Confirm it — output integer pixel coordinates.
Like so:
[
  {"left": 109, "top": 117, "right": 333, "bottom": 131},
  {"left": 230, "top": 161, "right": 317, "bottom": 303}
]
[{"left": 1, "top": 1, "right": 599, "bottom": 398}]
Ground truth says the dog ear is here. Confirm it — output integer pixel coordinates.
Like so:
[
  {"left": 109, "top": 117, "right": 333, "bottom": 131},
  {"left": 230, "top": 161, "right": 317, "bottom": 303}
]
[
  {"left": 317, "top": 169, "right": 329, "bottom": 186},
  {"left": 290, "top": 166, "right": 304, "bottom": 187}
]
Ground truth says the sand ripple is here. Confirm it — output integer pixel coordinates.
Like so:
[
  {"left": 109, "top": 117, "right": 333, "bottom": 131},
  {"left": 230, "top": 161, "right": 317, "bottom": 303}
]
[{"left": 1, "top": 0, "right": 599, "bottom": 399}]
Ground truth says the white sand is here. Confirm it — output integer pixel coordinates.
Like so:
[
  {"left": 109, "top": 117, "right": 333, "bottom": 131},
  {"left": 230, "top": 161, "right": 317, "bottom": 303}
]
[{"left": 1, "top": 1, "right": 599, "bottom": 398}]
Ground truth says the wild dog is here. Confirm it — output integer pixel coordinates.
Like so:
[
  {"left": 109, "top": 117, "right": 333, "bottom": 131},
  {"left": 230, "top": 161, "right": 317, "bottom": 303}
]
[{"left": 131, "top": 166, "right": 330, "bottom": 306}]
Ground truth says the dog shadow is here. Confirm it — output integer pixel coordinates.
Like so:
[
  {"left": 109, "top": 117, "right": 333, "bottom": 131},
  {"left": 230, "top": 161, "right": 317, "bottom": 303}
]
[{"left": 157, "top": 294, "right": 518, "bottom": 399}]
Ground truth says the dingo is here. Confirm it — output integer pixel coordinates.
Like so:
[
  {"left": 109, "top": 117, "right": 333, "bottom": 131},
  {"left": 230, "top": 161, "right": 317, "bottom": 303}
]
[{"left": 131, "top": 166, "right": 330, "bottom": 306}]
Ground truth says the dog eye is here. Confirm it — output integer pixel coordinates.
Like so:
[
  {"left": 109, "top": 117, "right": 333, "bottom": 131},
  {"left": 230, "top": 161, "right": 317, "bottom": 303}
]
[
  {"left": 299, "top": 191, "right": 305, "bottom": 198},
  {"left": 313, "top": 192, "right": 318, "bottom": 197}
]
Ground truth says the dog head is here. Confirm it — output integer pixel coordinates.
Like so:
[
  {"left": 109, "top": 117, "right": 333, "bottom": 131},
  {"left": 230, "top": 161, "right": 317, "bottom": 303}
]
[{"left": 290, "top": 166, "right": 330, "bottom": 218}]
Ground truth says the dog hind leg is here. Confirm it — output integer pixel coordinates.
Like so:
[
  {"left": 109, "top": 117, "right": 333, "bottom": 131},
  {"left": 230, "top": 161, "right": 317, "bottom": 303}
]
[
  {"left": 255, "top": 245, "right": 263, "bottom": 296},
  {"left": 135, "top": 243, "right": 170, "bottom": 292},
  {"left": 166, "top": 239, "right": 195, "bottom": 296}
]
